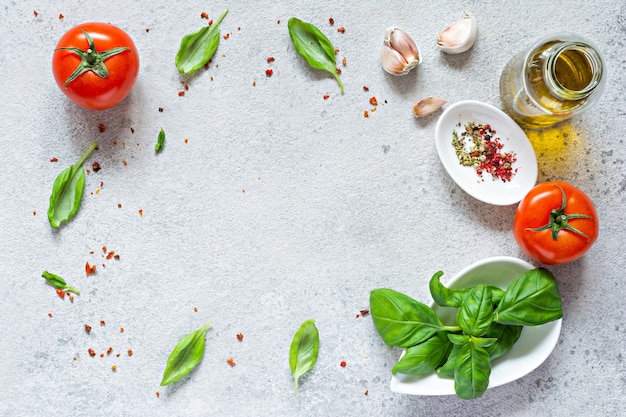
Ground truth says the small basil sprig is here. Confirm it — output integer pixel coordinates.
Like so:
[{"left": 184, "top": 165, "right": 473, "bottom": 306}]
[
  {"left": 160, "top": 322, "right": 212, "bottom": 386},
  {"left": 155, "top": 128, "right": 165, "bottom": 152},
  {"left": 370, "top": 268, "right": 563, "bottom": 400},
  {"left": 289, "top": 319, "right": 319, "bottom": 394},
  {"left": 287, "top": 17, "right": 344, "bottom": 94},
  {"left": 47, "top": 141, "right": 97, "bottom": 228},
  {"left": 176, "top": 9, "right": 228, "bottom": 74},
  {"left": 41, "top": 271, "right": 80, "bottom": 294}
]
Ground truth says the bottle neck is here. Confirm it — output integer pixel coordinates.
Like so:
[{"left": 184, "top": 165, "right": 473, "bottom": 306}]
[{"left": 543, "top": 41, "right": 603, "bottom": 101}]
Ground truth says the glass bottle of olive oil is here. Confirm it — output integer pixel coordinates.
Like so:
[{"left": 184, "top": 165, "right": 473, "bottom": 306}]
[{"left": 500, "top": 33, "right": 605, "bottom": 128}]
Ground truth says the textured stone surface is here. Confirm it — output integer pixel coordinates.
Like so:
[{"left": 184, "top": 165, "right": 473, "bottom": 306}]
[{"left": 1, "top": 1, "right": 625, "bottom": 416}]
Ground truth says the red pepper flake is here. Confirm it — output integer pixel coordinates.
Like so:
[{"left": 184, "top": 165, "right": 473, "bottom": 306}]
[
  {"left": 252, "top": 81, "right": 257, "bottom": 87},
  {"left": 335, "top": 67, "right": 341, "bottom": 75},
  {"left": 145, "top": 28, "right": 150, "bottom": 33},
  {"left": 117, "top": 203, "right": 122, "bottom": 209},
  {"left": 364, "top": 390, "right": 369, "bottom": 396},
  {"left": 106, "top": 251, "right": 115, "bottom": 260},
  {"left": 33, "top": 211, "right": 37, "bottom": 216},
  {"left": 337, "top": 26, "right": 346, "bottom": 33},
  {"left": 193, "top": 307, "right": 198, "bottom": 312},
  {"left": 236, "top": 333, "right": 244, "bottom": 341},
  {"left": 265, "top": 68, "right": 273, "bottom": 77},
  {"left": 340, "top": 361, "right": 347, "bottom": 367},
  {"left": 369, "top": 97, "right": 378, "bottom": 106},
  {"left": 47, "top": 312, "right": 53, "bottom": 317},
  {"left": 334, "top": 48, "right": 339, "bottom": 55},
  {"left": 223, "top": 33, "right": 230, "bottom": 40},
  {"left": 342, "top": 56, "right": 347, "bottom": 66},
  {"left": 323, "top": 94, "right": 330, "bottom": 100},
  {"left": 127, "top": 349, "right": 133, "bottom": 356},
  {"left": 277, "top": 19, "right": 281, "bottom": 24},
  {"left": 226, "top": 358, "right": 236, "bottom": 366},
  {"left": 50, "top": 157, "right": 58, "bottom": 162},
  {"left": 363, "top": 110, "right": 369, "bottom": 118},
  {"left": 113, "top": 254, "right": 120, "bottom": 260},
  {"left": 111, "top": 365, "right": 117, "bottom": 371},
  {"left": 201, "top": 11, "right": 209, "bottom": 19},
  {"left": 328, "top": 17, "right": 335, "bottom": 25},
  {"left": 33, "top": 10, "right": 39, "bottom": 17},
  {"left": 138, "top": 209, "right": 143, "bottom": 217},
  {"left": 98, "top": 124, "right": 106, "bottom": 133},
  {"left": 85, "top": 262, "right": 96, "bottom": 276},
  {"left": 88, "top": 348, "right": 96, "bottom": 357},
  {"left": 56, "top": 288, "right": 66, "bottom": 299},
  {"left": 184, "top": 138, "right": 189, "bottom": 144},
  {"left": 156, "top": 391, "right": 160, "bottom": 398},
  {"left": 119, "top": 327, "right": 124, "bottom": 333},
  {"left": 106, "top": 347, "right": 113, "bottom": 355},
  {"left": 158, "top": 107, "right": 163, "bottom": 112},
  {"left": 68, "top": 293, "right": 74, "bottom": 303},
  {"left": 178, "top": 91, "right": 185, "bottom": 97},
  {"left": 85, "top": 324, "right": 92, "bottom": 334},
  {"left": 266, "top": 56, "right": 275, "bottom": 63},
  {"left": 100, "top": 320, "right": 106, "bottom": 326},
  {"left": 122, "top": 160, "right": 128, "bottom": 166},
  {"left": 208, "top": 19, "right": 213, "bottom": 25},
  {"left": 363, "top": 86, "right": 370, "bottom": 92},
  {"left": 59, "top": 14, "right": 64, "bottom": 19},
  {"left": 92, "top": 162, "right": 101, "bottom": 172}
]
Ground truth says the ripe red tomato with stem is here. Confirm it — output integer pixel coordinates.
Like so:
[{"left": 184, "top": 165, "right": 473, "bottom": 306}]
[
  {"left": 513, "top": 181, "right": 599, "bottom": 265},
  {"left": 52, "top": 22, "right": 139, "bottom": 110}
]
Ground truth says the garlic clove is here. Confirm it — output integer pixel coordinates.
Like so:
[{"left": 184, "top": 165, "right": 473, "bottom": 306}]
[
  {"left": 381, "top": 27, "right": 421, "bottom": 75},
  {"left": 437, "top": 14, "right": 477, "bottom": 54},
  {"left": 412, "top": 96, "right": 447, "bottom": 117}
]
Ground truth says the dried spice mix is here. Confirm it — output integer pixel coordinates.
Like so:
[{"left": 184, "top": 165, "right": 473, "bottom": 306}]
[{"left": 452, "top": 121, "right": 518, "bottom": 182}]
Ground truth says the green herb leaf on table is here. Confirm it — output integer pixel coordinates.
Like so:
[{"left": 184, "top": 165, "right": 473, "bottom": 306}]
[
  {"left": 287, "top": 17, "right": 344, "bottom": 94},
  {"left": 175, "top": 9, "right": 228, "bottom": 74},
  {"left": 495, "top": 268, "right": 563, "bottom": 326},
  {"left": 155, "top": 128, "right": 165, "bottom": 152},
  {"left": 160, "top": 322, "right": 212, "bottom": 386},
  {"left": 47, "top": 141, "right": 97, "bottom": 229},
  {"left": 289, "top": 319, "right": 319, "bottom": 394},
  {"left": 453, "top": 338, "right": 493, "bottom": 400},
  {"left": 41, "top": 271, "right": 80, "bottom": 294},
  {"left": 483, "top": 322, "right": 523, "bottom": 360},
  {"left": 391, "top": 332, "right": 452, "bottom": 376},
  {"left": 456, "top": 285, "right": 493, "bottom": 336},
  {"left": 370, "top": 288, "right": 449, "bottom": 348}
]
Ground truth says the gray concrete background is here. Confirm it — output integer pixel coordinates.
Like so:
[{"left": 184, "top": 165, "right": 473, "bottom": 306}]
[{"left": 1, "top": 1, "right": 625, "bottom": 416}]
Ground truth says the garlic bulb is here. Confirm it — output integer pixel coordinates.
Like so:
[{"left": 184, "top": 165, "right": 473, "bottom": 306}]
[
  {"left": 412, "top": 96, "right": 447, "bottom": 117},
  {"left": 437, "top": 14, "right": 477, "bottom": 54},
  {"left": 381, "top": 27, "right": 421, "bottom": 75}
]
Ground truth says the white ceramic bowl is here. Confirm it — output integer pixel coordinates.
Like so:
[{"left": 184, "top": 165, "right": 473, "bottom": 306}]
[
  {"left": 435, "top": 100, "right": 538, "bottom": 205},
  {"left": 389, "top": 256, "right": 562, "bottom": 396}
]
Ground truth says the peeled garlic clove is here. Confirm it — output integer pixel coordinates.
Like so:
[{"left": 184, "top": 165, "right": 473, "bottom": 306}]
[
  {"left": 381, "top": 27, "right": 421, "bottom": 75},
  {"left": 437, "top": 14, "right": 477, "bottom": 54},
  {"left": 412, "top": 96, "right": 447, "bottom": 117}
]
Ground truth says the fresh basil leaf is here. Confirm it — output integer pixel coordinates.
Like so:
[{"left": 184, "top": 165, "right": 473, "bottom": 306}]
[
  {"left": 175, "top": 9, "right": 228, "bottom": 74},
  {"left": 289, "top": 319, "right": 319, "bottom": 394},
  {"left": 429, "top": 271, "right": 468, "bottom": 307},
  {"left": 484, "top": 322, "right": 523, "bottom": 360},
  {"left": 155, "top": 128, "right": 165, "bottom": 152},
  {"left": 495, "top": 268, "right": 563, "bottom": 326},
  {"left": 453, "top": 337, "right": 492, "bottom": 400},
  {"left": 370, "top": 288, "right": 445, "bottom": 348},
  {"left": 392, "top": 332, "right": 452, "bottom": 376},
  {"left": 437, "top": 344, "right": 461, "bottom": 378},
  {"left": 160, "top": 322, "right": 212, "bottom": 386},
  {"left": 457, "top": 285, "right": 493, "bottom": 336},
  {"left": 287, "top": 17, "right": 344, "bottom": 94},
  {"left": 47, "top": 142, "right": 97, "bottom": 229},
  {"left": 41, "top": 271, "right": 80, "bottom": 294}
]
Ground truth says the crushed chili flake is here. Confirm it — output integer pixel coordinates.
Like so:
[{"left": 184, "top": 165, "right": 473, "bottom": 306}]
[
  {"left": 193, "top": 307, "right": 198, "bottom": 312},
  {"left": 329, "top": 17, "right": 335, "bottom": 25},
  {"left": 100, "top": 320, "right": 106, "bottom": 326},
  {"left": 68, "top": 293, "right": 74, "bottom": 303},
  {"left": 277, "top": 19, "right": 281, "bottom": 24},
  {"left": 369, "top": 97, "right": 378, "bottom": 106},
  {"left": 85, "top": 262, "right": 96, "bottom": 276},
  {"left": 127, "top": 349, "right": 133, "bottom": 356},
  {"left": 184, "top": 138, "right": 189, "bottom": 144},
  {"left": 156, "top": 391, "right": 160, "bottom": 398},
  {"left": 59, "top": 14, "right": 64, "bottom": 19},
  {"left": 335, "top": 67, "right": 341, "bottom": 75},
  {"left": 130, "top": 127, "right": 135, "bottom": 134},
  {"left": 138, "top": 209, "right": 143, "bottom": 217},
  {"left": 342, "top": 56, "right": 347, "bottom": 66},
  {"left": 178, "top": 91, "right": 185, "bottom": 96},
  {"left": 364, "top": 390, "right": 369, "bottom": 396},
  {"left": 85, "top": 324, "right": 92, "bottom": 334},
  {"left": 236, "top": 333, "right": 244, "bottom": 341},
  {"left": 360, "top": 309, "right": 370, "bottom": 316},
  {"left": 56, "top": 288, "right": 65, "bottom": 299},
  {"left": 452, "top": 121, "right": 518, "bottom": 182},
  {"left": 88, "top": 348, "right": 96, "bottom": 357},
  {"left": 117, "top": 203, "right": 122, "bottom": 208},
  {"left": 364, "top": 110, "right": 369, "bottom": 118},
  {"left": 226, "top": 358, "right": 236, "bottom": 366},
  {"left": 100, "top": 353, "right": 104, "bottom": 358},
  {"left": 98, "top": 124, "right": 106, "bottom": 133},
  {"left": 122, "top": 160, "right": 128, "bottom": 166},
  {"left": 111, "top": 365, "right": 117, "bottom": 371},
  {"left": 50, "top": 157, "right": 58, "bottom": 162},
  {"left": 265, "top": 69, "right": 273, "bottom": 77},
  {"left": 146, "top": 28, "right": 150, "bottom": 33},
  {"left": 337, "top": 26, "right": 346, "bottom": 33},
  {"left": 107, "top": 347, "right": 113, "bottom": 355},
  {"left": 323, "top": 94, "right": 330, "bottom": 100},
  {"left": 158, "top": 107, "right": 163, "bottom": 112},
  {"left": 119, "top": 327, "right": 124, "bottom": 333},
  {"left": 201, "top": 11, "right": 209, "bottom": 19},
  {"left": 363, "top": 86, "right": 369, "bottom": 92},
  {"left": 223, "top": 33, "right": 230, "bottom": 40},
  {"left": 33, "top": 211, "right": 37, "bottom": 216},
  {"left": 334, "top": 48, "right": 339, "bottom": 55},
  {"left": 48, "top": 312, "right": 53, "bottom": 317},
  {"left": 33, "top": 10, "right": 39, "bottom": 17},
  {"left": 340, "top": 361, "right": 347, "bottom": 367},
  {"left": 266, "top": 56, "right": 275, "bottom": 63},
  {"left": 92, "top": 162, "right": 101, "bottom": 172},
  {"left": 208, "top": 19, "right": 213, "bottom": 25}
]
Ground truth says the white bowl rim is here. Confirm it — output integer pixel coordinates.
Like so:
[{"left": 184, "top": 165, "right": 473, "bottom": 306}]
[{"left": 389, "top": 256, "right": 563, "bottom": 396}]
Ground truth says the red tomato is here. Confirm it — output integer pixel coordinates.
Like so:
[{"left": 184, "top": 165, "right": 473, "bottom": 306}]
[
  {"left": 52, "top": 22, "right": 139, "bottom": 110},
  {"left": 513, "top": 181, "right": 599, "bottom": 265}
]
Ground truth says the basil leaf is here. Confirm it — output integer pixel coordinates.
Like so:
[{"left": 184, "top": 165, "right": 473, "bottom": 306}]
[
  {"left": 437, "top": 344, "right": 461, "bottom": 378},
  {"left": 175, "top": 9, "right": 228, "bottom": 74},
  {"left": 155, "top": 128, "right": 165, "bottom": 152},
  {"left": 41, "top": 271, "right": 80, "bottom": 294},
  {"left": 392, "top": 332, "right": 452, "bottom": 376},
  {"left": 289, "top": 319, "right": 319, "bottom": 394},
  {"left": 495, "top": 268, "right": 563, "bottom": 326},
  {"left": 287, "top": 17, "right": 344, "bottom": 94},
  {"left": 484, "top": 322, "right": 523, "bottom": 360},
  {"left": 160, "top": 322, "right": 212, "bottom": 386},
  {"left": 457, "top": 285, "right": 493, "bottom": 336},
  {"left": 370, "top": 288, "right": 445, "bottom": 348},
  {"left": 47, "top": 142, "right": 97, "bottom": 228},
  {"left": 453, "top": 337, "right": 492, "bottom": 400},
  {"left": 429, "top": 271, "right": 504, "bottom": 308}
]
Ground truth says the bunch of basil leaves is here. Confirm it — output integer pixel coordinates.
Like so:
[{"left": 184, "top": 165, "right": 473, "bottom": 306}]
[{"left": 370, "top": 268, "right": 563, "bottom": 400}]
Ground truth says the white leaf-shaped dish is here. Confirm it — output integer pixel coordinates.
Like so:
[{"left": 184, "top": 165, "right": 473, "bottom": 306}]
[{"left": 390, "top": 256, "right": 562, "bottom": 396}]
